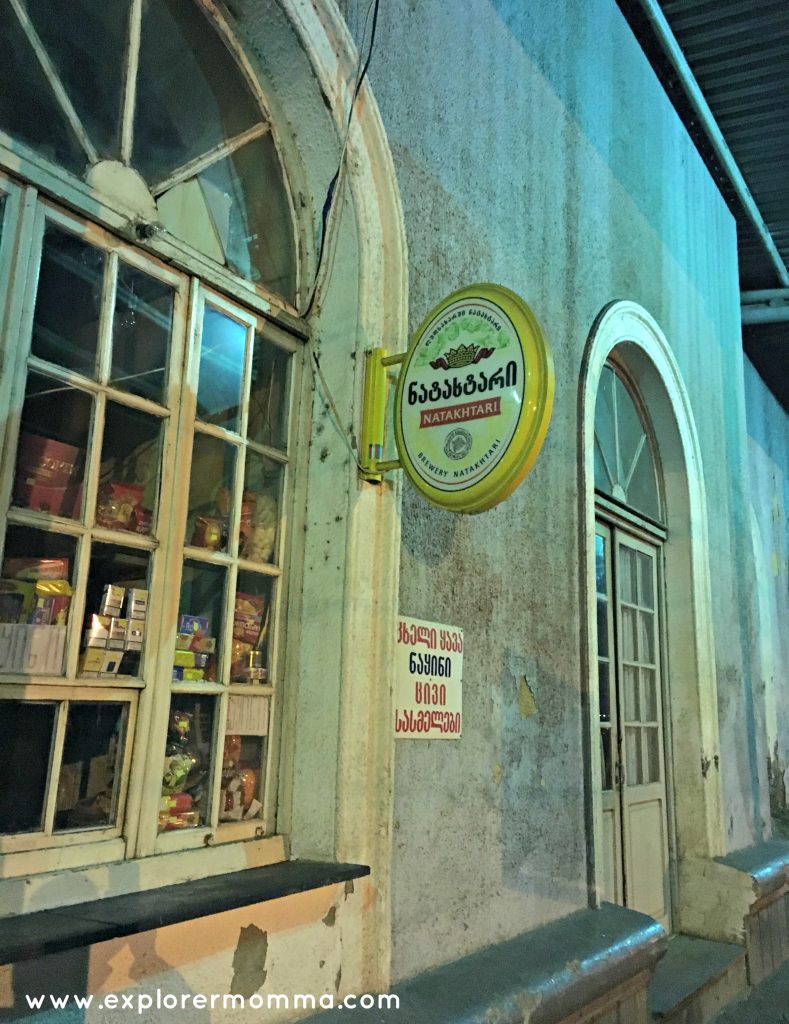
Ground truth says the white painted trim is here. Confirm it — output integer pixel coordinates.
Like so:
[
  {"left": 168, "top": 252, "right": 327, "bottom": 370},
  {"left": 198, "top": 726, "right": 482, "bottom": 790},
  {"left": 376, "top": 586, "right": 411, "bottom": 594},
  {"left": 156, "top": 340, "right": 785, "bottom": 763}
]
[
  {"left": 581, "top": 300, "right": 725, "bottom": 911},
  {"left": 274, "top": 0, "right": 408, "bottom": 993}
]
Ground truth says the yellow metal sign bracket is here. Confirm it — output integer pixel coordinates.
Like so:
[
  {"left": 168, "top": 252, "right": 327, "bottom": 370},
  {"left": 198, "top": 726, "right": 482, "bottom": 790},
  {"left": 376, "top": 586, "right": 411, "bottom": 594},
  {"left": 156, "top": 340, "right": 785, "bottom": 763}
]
[{"left": 359, "top": 347, "right": 404, "bottom": 481}]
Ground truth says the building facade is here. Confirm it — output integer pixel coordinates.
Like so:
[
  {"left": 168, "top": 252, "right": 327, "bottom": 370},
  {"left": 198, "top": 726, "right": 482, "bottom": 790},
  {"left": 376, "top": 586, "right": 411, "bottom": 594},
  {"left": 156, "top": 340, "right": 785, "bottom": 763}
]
[{"left": 0, "top": 0, "right": 786, "bottom": 1021}]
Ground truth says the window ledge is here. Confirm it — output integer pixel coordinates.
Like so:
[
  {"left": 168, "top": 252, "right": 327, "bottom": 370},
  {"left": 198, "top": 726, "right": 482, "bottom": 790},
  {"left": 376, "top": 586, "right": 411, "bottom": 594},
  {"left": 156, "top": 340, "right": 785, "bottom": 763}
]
[
  {"left": 0, "top": 859, "right": 369, "bottom": 966},
  {"left": 716, "top": 840, "right": 789, "bottom": 899}
]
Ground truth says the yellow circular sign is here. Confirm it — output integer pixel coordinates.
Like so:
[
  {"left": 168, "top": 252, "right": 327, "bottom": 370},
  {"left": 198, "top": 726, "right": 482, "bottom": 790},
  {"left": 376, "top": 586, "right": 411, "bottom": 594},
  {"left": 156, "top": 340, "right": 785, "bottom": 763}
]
[{"left": 394, "top": 283, "right": 554, "bottom": 514}]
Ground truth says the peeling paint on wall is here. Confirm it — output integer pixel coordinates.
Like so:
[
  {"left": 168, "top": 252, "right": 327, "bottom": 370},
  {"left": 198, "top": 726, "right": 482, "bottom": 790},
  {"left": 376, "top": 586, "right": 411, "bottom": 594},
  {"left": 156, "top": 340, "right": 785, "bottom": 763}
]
[
  {"left": 230, "top": 925, "right": 268, "bottom": 997},
  {"left": 519, "top": 678, "right": 537, "bottom": 719}
]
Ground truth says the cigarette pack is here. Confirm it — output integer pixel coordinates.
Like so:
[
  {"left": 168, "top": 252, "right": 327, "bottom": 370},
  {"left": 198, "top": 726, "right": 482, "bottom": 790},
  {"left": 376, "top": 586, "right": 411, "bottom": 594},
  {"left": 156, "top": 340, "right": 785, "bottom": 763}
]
[
  {"left": 100, "top": 650, "right": 123, "bottom": 676},
  {"left": 128, "top": 588, "right": 148, "bottom": 620},
  {"left": 108, "top": 617, "right": 127, "bottom": 650},
  {"left": 100, "top": 584, "right": 125, "bottom": 616},
  {"left": 125, "top": 618, "right": 145, "bottom": 651},
  {"left": 84, "top": 614, "right": 111, "bottom": 648},
  {"left": 78, "top": 647, "right": 104, "bottom": 677}
]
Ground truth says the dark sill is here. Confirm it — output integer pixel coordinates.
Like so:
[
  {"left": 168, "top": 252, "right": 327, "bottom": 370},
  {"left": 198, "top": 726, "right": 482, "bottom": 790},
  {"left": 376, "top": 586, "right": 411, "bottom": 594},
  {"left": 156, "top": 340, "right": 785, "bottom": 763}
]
[{"left": 0, "top": 860, "right": 370, "bottom": 966}]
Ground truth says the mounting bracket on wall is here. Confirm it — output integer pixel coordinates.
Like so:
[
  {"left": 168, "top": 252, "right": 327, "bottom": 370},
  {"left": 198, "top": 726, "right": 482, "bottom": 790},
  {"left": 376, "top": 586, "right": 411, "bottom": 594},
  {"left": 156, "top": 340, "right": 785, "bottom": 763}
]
[{"left": 359, "top": 347, "right": 404, "bottom": 482}]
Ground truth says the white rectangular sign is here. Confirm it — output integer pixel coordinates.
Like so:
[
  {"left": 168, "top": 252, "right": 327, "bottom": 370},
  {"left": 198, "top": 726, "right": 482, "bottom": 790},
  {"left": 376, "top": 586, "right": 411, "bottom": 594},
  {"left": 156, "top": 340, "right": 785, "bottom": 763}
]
[{"left": 394, "top": 616, "right": 463, "bottom": 738}]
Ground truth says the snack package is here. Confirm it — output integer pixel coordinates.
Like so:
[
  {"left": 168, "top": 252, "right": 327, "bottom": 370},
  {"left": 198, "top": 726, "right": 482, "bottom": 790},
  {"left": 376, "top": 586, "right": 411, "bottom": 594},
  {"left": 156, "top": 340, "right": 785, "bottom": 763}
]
[
  {"left": 3, "top": 557, "right": 69, "bottom": 581},
  {"left": 0, "top": 579, "right": 36, "bottom": 624},
  {"left": 30, "top": 580, "right": 72, "bottom": 626},
  {"left": 233, "top": 593, "right": 265, "bottom": 645},
  {"left": 191, "top": 516, "right": 223, "bottom": 551},
  {"left": 95, "top": 481, "right": 149, "bottom": 533}
]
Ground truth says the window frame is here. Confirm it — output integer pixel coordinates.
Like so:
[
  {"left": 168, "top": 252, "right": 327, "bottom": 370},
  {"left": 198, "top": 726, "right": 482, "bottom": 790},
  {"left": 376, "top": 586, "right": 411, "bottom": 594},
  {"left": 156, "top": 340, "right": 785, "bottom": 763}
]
[{"left": 0, "top": 175, "right": 306, "bottom": 871}]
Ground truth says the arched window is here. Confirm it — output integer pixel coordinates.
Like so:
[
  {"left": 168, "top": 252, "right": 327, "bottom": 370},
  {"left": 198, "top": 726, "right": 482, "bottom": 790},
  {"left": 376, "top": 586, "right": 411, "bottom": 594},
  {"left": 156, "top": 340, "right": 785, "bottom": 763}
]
[
  {"left": 593, "top": 363, "right": 662, "bottom": 523},
  {"left": 0, "top": 0, "right": 303, "bottom": 873},
  {"left": 0, "top": 0, "right": 297, "bottom": 303}
]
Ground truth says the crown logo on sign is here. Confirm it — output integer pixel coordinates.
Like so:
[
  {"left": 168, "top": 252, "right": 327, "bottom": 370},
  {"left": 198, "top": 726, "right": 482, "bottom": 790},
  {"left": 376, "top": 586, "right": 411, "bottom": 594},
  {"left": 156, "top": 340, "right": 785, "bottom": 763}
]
[{"left": 445, "top": 344, "right": 479, "bottom": 369}]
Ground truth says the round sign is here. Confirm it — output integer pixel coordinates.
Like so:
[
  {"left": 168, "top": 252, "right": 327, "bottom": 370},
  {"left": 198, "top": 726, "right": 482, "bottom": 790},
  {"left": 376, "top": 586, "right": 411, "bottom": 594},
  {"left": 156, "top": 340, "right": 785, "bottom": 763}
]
[{"left": 393, "top": 283, "right": 554, "bottom": 514}]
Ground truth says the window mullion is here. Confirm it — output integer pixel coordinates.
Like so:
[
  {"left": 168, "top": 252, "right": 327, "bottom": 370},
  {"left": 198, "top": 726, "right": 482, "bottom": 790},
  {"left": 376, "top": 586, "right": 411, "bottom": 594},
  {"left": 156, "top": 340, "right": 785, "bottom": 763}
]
[
  {"left": 96, "top": 252, "right": 118, "bottom": 385},
  {"left": 120, "top": 0, "right": 143, "bottom": 166},
  {"left": 41, "top": 699, "right": 69, "bottom": 835}
]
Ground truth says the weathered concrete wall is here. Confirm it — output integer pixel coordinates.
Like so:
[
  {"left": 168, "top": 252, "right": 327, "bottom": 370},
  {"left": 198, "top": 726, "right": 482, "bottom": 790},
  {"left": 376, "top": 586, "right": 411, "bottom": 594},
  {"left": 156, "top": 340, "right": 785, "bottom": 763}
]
[
  {"left": 0, "top": 881, "right": 371, "bottom": 1023},
  {"left": 337, "top": 0, "right": 756, "bottom": 979},
  {"left": 744, "top": 360, "right": 789, "bottom": 819}
]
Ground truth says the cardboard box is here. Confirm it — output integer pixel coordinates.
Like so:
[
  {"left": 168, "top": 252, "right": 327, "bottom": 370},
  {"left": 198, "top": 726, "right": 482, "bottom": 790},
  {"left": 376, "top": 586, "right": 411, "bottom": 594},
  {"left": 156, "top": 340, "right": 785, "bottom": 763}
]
[{"left": 0, "top": 623, "right": 67, "bottom": 674}]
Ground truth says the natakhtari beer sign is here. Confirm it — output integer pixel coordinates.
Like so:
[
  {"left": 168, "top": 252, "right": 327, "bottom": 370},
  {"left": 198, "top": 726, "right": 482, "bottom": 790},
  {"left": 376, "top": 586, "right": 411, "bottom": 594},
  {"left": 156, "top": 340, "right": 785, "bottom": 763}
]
[{"left": 393, "top": 283, "right": 554, "bottom": 513}]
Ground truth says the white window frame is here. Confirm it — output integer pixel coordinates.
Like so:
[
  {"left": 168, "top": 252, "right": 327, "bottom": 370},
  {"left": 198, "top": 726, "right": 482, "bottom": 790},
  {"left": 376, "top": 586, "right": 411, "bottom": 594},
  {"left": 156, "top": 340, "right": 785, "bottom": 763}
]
[{"left": 0, "top": 172, "right": 305, "bottom": 876}]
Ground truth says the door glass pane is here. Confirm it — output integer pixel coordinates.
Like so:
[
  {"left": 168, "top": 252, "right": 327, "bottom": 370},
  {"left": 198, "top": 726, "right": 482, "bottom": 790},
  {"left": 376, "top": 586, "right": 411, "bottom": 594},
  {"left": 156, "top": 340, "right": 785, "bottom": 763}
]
[
  {"left": 600, "top": 727, "right": 613, "bottom": 791},
  {"left": 639, "top": 611, "right": 655, "bottom": 665},
  {"left": 186, "top": 434, "right": 236, "bottom": 552},
  {"left": 596, "top": 596, "right": 609, "bottom": 658},
  {"left": 231, "top": 573, "right": 272, "bottom": 684},
  {"left": 638, "top": 551, "right": 654, "bottom": 609},
  {"left": 625, "top": 726, "right": 642, "bottom": 786},
  {"left": 618, "top": 546, "right": 637, "bottom": 604},
  {"left": 621, "top": 607, "right": 638, "bottom": 661},
  {"left": 240, "top": 454, "right": 282, "bottom": 565},
  {"left": 96, "top": 403, "right": 161, "bottom": 535},
  {"left": 31, "top": 226, "right": 105, "bottom": 376},
  {"left": 159, "top": 694, "right": 216, "bottom": 832},
  {"left": 176, "top": 562, "right": 224, "bottom": 683},
  {"left": 642, "top": 668, "right": 657, "bottom": 722},
  {"left": 55, "top": 702, "right": 126, "bottom": 830},
  {"left": 598, "top": 660, "right": 611, "bottom": 723},
  {"left": 110, "top": 263, "right": 174, "bottom": 404},
  {"left": 13, "top": 373, "right": 91, "bottom": 521},
  {"left": 623, "top": 665, "right": 639, "bottom": 721},
  {"left": 644, "top": 727, "right": 661, "bottom": 784},
  {"left": 248, "top": 336, "right": 289, "bottom": 450},
  {"left": 0, "top": 700, "right": 56, "bottom": 834},
  {"left": 595, "top": 534, "right": 606, "bottom": 595},
  {"left": 196, "top": 307, "right": 247, "bottom": 432}
]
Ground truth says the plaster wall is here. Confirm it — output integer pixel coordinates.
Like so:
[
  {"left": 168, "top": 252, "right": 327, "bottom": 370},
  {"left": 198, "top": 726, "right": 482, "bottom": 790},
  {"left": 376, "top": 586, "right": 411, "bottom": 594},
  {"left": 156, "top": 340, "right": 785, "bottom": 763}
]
[
  {"left": 744, "top": 360, "right": 789, "bottom": 815},
  {"left": 338, "top": 0, "right": 755, "bottom": 980},
  {"left": 0, "top": 881, "right": 371, "bottom": 1024}
]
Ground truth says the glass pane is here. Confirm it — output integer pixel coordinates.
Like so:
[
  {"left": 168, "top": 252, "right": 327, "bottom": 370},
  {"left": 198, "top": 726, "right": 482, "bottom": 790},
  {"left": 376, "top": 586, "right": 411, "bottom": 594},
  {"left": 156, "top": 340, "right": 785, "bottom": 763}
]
[
  {"left": 644, "top": 727, "right": 661, "bottom": 784},
  {"left": 593, "top": 366, "right": 617, "bottom": 494},
  {"left": 55, "top": 702, "right": 126, "bottom": 830},
  {"left": 134, "top": 0, "right": 261, "bottom": 184},
  {"left": 248, "top": 334, "right": 289, "bottom": 449},
  {"left": 197, "top": 307, "right": 247, "bottom": 432},
  {"left": 598, "top": 660, "right": 611, "bottom": 723},
  {"left": 12, "top": 373, "right": 91, "bottom": 520},
  {"left": 96, "top": 403, "right": 161, "bottom": 535},
  {"left": 627, "top": 436, "right": 661, "bottom": 521},
  {"left": 623, "top": 664, "right": 639, "bottom": 722},
  {"left": 0, "top": 4, "right": 85, "bottom": 172},
  {"left": 159, "top": 694, "right": 216, "bottom": 832},
  {"left": 199, "top": 134, "right": 297, "bottom": 302},
  {"left": 221, "top": 699, "right": 269, "bottom": 824},
  {"left": 594, "top": 436, "right": 612, "bottom": 493},
  {"left": 639, "top": 611, "right": 655, "bottom": 665},
  {"left": 80, "top": 545, "right": 150, "bottom": 679},
  {"left": 0, "top": 527, "right": 77, "bottom": 675},
  {"left": 240, "top": 454, "right": 282, "bottom": 566},
  {"left": 31, "top": 226, "right": 105, "bottom": 376},
  {"left": 618, "top": 546, "right": 636, "bottom": 604},
  {"left": 0, "top": 700, "right": 56, "bottom": 833},
  {"left": 638, "top": 551, "right": 654, "bottom": 609},
  {"left": 110, "top": 263, "right": 174, "bottom": 404},
  {"left": 595, "top": 534, "right": 606, "bottom": 595},
  {"left": 24, "top": 0, "right": 127, "bottom": 160},
  {"left": 176, "top": 562, "right": 225, "bottom": 683},
  {"left": 614, "top": 374, "right": 646, "bottom": 494},
  {"left": 642, "top": 667, "right": 657, "bottom": 721},
  {"left": 600, "top": 727, "right": 612, "bottom": 791},
  {"left": 231, "top": 573, "right": 272, "bottom": 684},
  {"left": 596, "top": 596, "right": 609, "bottom": 658},
  {"left": 620, "top": 607, "right": 638, "bottom": 662},
  {"left": 186, "top": 435, "right": 236, "bottom": 552},
  {"left": 625, "top": 726, "right": 642, "bottom": 786}
]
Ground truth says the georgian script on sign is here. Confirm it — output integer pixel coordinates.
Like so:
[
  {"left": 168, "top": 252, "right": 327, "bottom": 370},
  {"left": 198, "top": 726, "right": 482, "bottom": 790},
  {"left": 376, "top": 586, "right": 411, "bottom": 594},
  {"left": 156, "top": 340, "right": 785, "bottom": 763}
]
[{"left": 394, "top": 616, "right": 463, "bottom": 739}]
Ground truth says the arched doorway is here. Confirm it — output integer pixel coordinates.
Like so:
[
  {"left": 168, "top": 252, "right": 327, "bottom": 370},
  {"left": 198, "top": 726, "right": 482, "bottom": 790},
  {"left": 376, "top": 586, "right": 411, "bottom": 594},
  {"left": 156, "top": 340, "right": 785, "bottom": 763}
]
[{"left": 580, "top": 301, "right": 725, "bottom": 933}]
